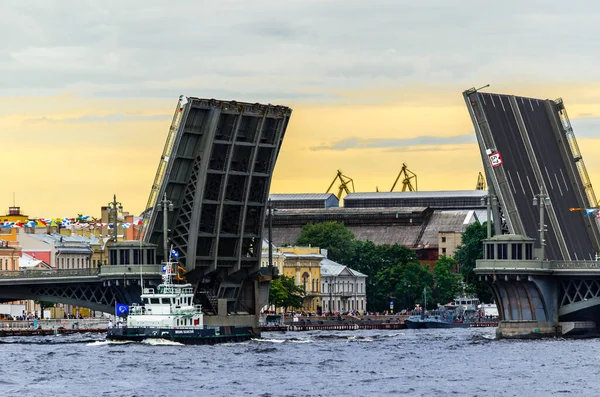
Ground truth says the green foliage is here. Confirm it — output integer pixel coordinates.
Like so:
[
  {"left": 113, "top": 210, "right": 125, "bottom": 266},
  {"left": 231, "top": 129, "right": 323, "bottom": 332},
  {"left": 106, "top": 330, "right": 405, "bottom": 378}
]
[
  {"left": 268, "top": 276, "right": 304, "bottom": 311},
  {"left": 34, "top": 301, "right": 55, "bottom": 319},
  {"left": 454, "top": 221, "right": 493, "bottom": 303},
  {"left": 375, "top": 261, "right": 434, "bottom": 310},
  {"left": 295, "top": 221, "right": 356, "bottom": 264},
  {"left": 433, "top": 256, "right": 463, "bottom": 304},
  {"left": 295, "top": 221, "right": 474, "bottom": 312},
  {"left": 349, "top": 241, "right": 419, "bottom": 311},
  {"left": 401, "top": 262, "right": 435, "bottom": 309}
]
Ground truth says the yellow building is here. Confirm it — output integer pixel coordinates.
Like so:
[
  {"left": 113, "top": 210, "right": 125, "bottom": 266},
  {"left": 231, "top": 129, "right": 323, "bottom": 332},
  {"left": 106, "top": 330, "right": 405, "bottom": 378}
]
[
  {"left": 279, "top": 246, "right": 324, "bottom": 313},
  {"left": 0, "top": 206, "right": 28, "bottom": 225},
  {"left": 438, "top": 231, "right": 463, "bottom": 258},
  {"left": 0, "top": 227, "right": 18, "bottom": 243}
]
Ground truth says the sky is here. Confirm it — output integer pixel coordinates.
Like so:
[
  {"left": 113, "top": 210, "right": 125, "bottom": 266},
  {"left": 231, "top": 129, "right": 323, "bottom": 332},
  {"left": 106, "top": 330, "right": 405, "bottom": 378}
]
[{"left": 1, "top": 0, "right": 600, "bottom": 218}]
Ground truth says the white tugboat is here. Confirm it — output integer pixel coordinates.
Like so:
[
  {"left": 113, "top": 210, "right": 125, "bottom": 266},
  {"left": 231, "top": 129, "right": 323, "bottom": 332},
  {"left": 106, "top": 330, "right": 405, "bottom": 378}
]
[{"left": 106, "top": 262, "right": 254, "bottom": 344}]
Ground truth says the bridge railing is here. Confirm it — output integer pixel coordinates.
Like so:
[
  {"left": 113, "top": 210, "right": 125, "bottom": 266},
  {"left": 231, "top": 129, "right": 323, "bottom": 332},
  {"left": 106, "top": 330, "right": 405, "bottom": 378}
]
[
  {"left": 551, "top": 261, "right": 600, "bottom": 269},
  {"left": 0, "top": 269, "right": 100, "bottom": 279},
  {"left": 99, "top": 264, "right": 163, "bottom": 276},
  {"left": 0, "top": 265, "right": 164, "bottom": 279}
]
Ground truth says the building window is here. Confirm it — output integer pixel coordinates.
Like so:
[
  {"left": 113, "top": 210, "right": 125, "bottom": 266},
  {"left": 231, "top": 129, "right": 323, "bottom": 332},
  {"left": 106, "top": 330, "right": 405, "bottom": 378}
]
[
  {"left": 441, "top": 236, "right": 446, "bottom": 243},
  {"left": 486, "top": 244, "right": 494, "bottom": 260},
  {"left": 442, "top": 248, "right": 447, "bottom": 254},
  {"left": 497, "top": 244, "right": 508, "bottom": 260},
  {"left": 302, "top": 272, "right": 309, "bottom": 292},
  {"left": 526, "top": 243, "right": 533, "bottom": 260}
]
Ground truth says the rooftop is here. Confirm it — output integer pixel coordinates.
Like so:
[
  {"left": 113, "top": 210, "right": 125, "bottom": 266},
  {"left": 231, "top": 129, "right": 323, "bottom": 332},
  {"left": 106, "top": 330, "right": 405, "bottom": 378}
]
[
  {"left": 344, "top": 190, "right": 488, "bottom": 200},
  {"left": 321, "top": 258, "right": 367, "bottom": 278},
  {"left": 269, "top": 193, "right": 338, "bottom": 201},
  {"left": 27, "top": 232, "right": 101, "bottom": 246},
  {"left": 274, "top": 207, "right": 428, "bottom": 216}
]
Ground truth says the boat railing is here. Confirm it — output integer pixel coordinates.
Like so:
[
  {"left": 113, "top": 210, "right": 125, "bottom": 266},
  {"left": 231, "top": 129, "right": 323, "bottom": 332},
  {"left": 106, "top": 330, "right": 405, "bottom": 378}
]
[
  {"left": 172, "top": 305, "right": 203, "bottom": 315},
  {"left": 157, "top": 285, "right": 194, "bottom": 295}
]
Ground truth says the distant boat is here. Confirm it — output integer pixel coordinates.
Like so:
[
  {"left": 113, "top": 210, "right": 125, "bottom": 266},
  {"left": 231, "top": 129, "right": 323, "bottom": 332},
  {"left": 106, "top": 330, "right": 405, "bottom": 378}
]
[
  {"left": 405, "top": 314, "right": 426, "bottom": 329},
  {"left": 405, "top": 293, "right": 495, "bottom": 329}
]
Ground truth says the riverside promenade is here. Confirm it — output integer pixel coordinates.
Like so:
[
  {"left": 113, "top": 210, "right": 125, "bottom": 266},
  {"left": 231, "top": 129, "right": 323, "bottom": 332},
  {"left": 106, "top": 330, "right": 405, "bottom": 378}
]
[
  {"left": 259, "top": 314, "right": 498, "bottom": 332},
  {"left": 0, "top": 318, "right": 108, "bottom": 336}
]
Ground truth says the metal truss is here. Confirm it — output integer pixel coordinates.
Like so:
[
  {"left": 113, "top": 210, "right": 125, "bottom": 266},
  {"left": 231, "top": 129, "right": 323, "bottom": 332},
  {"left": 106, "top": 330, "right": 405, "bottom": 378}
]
[
  {"left": 171, "top": 154, "right": 202, "bottom": 266},
  {"left": 34, "top": 283, "right": 116, "bottom": 306},
  {"left": 559, "top": 279, "right": 600, "bottom": 307},
  {"left": 0, "top": 282, "right": 146, "bottom": 314}
]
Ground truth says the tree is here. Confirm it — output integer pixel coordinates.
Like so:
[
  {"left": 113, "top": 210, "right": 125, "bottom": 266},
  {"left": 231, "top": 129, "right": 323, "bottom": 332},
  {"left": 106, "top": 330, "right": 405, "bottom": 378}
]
[
  {"left": 401, "top": 262, "right": 435, "bottom": 309},
  {"left": 34, "top": 301, "right": 55, "bottom": 319},
  {"left": 454, "top": 221, "right": 493, "bottom": 303},
  {"left": 352, "top": 242, "right": 421, "bottom": 312},
  {"left": 295, "top": 221, "right": 356, "bottom": 264},
  {"left": 373, "top": 261, "right": 434, "bottom": 312},
  {"left": 268, "top": 276, "right": 305, "bottom": 312},
  {"left": 433, "top": 256, "right": 463, "bottom": 305}
]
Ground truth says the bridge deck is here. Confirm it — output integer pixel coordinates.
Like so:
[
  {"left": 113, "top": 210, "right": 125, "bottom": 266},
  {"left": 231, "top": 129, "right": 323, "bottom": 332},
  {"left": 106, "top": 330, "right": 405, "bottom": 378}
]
[{"left": 466, "top": 90, "right": 600, "bottom": 261}]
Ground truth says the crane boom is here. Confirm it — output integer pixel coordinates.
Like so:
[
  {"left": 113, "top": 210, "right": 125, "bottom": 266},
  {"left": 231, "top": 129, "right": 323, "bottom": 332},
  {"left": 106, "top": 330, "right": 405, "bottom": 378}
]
[
  {"left": 476, "top": 172, "right": 487, "bottom": 190},
  {"left": 326, "top": 169, "right": 355, "bottom": 200},
  {"left": 390, "top": 163, "right": 417, "bottom": 192}
]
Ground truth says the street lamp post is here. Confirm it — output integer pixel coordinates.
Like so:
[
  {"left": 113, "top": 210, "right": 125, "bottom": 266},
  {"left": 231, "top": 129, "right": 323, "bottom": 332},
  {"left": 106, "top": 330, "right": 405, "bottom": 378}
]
[
  {"left": 107, "top": 194, "right": 123, "bottom": 243},
  {"left": 533, "top": 186, "right": 549, "bottom": 261},
  {"left": 268, "top": 199, "right": 275, "bottom": 275},
  {"left": 404, "top": 282, "right": 411, "bottom": 313},
  {"left": 327, "top": 279, "right": 334, "bottom": 316},
  {"left": 480, "top": 193, "right": 497, "bottom": 240},
  {"left": 155, "top": 193, "right": 174, "bottom": 265}
]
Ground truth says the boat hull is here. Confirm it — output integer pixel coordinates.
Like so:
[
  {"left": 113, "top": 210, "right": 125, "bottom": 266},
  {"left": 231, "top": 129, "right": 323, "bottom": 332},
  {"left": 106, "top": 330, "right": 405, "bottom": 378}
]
[
  {"left": 107, "top": 326, "right": 255, "bottom": 345},
  {"left": 405, "top": 320, "right": 426, "bottom": 329},
  {"left": 423, "top": 321, "right": 471, "bottom": 329}
]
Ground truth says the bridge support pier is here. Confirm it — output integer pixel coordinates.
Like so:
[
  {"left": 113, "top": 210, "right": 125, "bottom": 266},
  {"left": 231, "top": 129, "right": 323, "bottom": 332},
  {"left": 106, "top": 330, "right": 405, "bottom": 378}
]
[
  {"left": 489, "top": 274, "right": 560, "bottom": 339},
  {"left": 496, "top": 320, "right": 560, "bottom": 339}
]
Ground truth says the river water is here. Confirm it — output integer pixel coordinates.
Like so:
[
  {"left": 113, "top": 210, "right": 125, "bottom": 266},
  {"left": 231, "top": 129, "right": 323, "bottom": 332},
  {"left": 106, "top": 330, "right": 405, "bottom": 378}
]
[{"left": 1, "top": 328, "right": 599, "bottom": 397}]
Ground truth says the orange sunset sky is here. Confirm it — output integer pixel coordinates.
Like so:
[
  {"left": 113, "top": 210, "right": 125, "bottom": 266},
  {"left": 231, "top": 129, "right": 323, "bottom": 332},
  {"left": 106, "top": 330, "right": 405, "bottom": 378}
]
[{"left": 1, "top": 2, "right": 600, "bottom": 218}]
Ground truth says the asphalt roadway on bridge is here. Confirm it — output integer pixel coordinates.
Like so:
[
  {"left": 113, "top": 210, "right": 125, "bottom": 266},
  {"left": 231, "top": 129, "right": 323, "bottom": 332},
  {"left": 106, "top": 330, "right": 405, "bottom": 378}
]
[{"left": 478, "top": 92, "right": 594, "bottom": 261}]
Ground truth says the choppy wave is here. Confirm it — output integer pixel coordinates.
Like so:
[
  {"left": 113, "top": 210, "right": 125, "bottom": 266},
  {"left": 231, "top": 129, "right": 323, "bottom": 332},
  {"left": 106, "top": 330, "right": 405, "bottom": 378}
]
[
  {"left": 86, "top": 340, "right": 133, "bottom": 347},
  {"left": 0, "top": 328, "right": 596, "bottom": 397},
  {"left": 142, "top": 338, "right": 183, "bottom": 346},
  {"left": 252, "top": 338, "right": 285, "bottom": 343}
]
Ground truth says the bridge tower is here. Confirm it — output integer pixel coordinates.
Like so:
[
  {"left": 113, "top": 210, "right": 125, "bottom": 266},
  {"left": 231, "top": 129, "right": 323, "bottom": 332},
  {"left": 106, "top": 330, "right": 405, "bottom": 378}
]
[{"left": 140, "top": 96, "right": 292, "bottom": 325}]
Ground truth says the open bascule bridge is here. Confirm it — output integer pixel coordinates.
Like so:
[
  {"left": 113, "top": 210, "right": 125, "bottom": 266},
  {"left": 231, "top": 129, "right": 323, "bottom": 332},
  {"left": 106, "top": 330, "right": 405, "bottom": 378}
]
[
  {"left": 465, "top": 87, "right": 600, "bottom": 338},
  {"left": 0, "top": 96, "right": 292, "bottom": 332}
]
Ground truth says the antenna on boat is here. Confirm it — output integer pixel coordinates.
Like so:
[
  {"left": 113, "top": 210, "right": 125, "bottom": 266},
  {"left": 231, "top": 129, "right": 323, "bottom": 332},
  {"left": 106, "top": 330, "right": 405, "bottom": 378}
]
[
  {"left": 140, "top": 237, "right": 144, "bottom": 296},
  {"left": 156, "top": 192, "right": 176, "bottom": 283}
]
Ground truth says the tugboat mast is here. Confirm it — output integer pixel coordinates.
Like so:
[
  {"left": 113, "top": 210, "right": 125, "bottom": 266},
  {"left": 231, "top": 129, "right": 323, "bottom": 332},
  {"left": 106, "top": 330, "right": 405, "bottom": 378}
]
[{"left": 156, "top": 192, "right": 176, "bottom": 276}]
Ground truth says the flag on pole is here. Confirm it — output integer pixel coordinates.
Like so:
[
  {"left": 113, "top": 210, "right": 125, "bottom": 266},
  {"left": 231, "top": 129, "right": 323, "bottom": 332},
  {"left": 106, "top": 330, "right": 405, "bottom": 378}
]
[
  {"left": 170, "top": 249, "right": 179, "bottom": 259},
  {"left": 585, "top": 208, "right": 599, "bottom": 217},
  {"left": 115, "top": 302, "right": 129, "bottom": 317}
]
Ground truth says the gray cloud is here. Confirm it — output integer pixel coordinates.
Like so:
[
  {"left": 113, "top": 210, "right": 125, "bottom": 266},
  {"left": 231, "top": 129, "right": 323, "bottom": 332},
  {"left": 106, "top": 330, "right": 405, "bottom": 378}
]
[
  {"left": 311, "top": 134, "right": 476, "bottom": 151},
  {"left": 25, "top": 113, "right": 171, "bottom": 124},
  {"left": 570, "top": 117, "right": 600, "bottom": 139},
  {"left": 1, "top": 1, "right": 600, "bottom": 101}
]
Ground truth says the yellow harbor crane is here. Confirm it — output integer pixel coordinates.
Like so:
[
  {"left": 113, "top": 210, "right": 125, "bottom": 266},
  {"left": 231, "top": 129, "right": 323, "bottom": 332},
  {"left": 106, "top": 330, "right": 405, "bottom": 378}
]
[
  {"left": 326, "top": 169, "right": 355, "bottom": 200},
  {"left": 390, "top": 163, "right": 417, "bottom": 192},
  {"left": 476, "top": 172, "right": 487, "bottom": 190}
]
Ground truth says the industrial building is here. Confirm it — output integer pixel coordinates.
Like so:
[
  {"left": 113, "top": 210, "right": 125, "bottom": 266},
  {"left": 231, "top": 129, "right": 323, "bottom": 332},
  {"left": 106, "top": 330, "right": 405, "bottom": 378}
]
[
  {"left": 269, "top": 193, "right": 339, "bottom": 210},
  {"left": 343, "top": 190, "right": 487, "bottom": 209},
  {"left": 265, "top": 190, "right": 489, "bottom": 263}
]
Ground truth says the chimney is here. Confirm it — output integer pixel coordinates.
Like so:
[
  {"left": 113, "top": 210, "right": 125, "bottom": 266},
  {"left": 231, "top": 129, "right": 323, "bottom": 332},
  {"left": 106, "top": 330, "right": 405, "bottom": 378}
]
[{"left": 320, "top": 248, "right": 328, "bottom": 258}]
